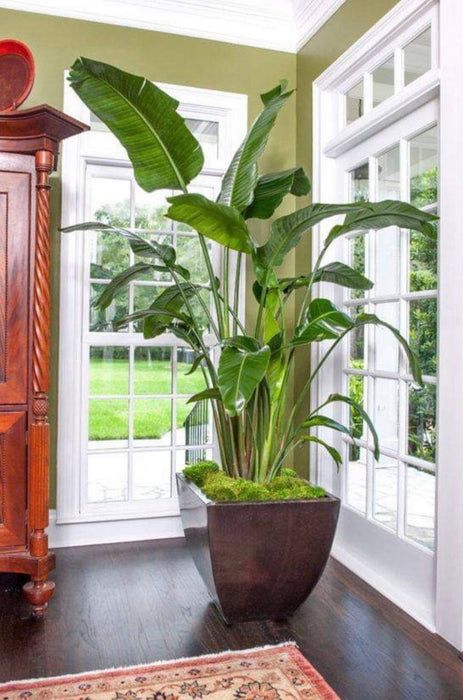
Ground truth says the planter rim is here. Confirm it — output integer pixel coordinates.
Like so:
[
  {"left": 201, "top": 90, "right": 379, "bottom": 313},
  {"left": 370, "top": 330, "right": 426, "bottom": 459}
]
[{"left": 176, "top": 472, "right": 340, "bottom": 507}]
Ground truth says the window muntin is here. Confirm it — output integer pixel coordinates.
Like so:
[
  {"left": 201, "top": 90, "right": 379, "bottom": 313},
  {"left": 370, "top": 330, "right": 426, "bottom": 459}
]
[{"left": 341, "top": 125, "right": 438, "bottom": 550}]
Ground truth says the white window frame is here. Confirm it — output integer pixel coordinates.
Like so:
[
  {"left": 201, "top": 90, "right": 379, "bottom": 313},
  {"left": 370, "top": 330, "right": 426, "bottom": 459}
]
[
  {"left": 57, "top": 76, "right": 247, "bottom": 528},
  {"left": 311, "top": 0, "right": 463, "bottom": 647}
]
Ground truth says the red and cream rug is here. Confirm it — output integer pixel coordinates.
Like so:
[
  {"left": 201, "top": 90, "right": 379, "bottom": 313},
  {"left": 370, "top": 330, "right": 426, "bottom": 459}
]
[{"left": 0, "top": 642, "right": 339, "bottom": 700}]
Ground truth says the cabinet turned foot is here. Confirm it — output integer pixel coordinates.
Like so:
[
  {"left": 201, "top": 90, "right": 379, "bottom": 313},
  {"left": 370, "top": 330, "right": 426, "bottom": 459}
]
[{"left": 22, "top": 578, "right": 55, "bottom": 618}]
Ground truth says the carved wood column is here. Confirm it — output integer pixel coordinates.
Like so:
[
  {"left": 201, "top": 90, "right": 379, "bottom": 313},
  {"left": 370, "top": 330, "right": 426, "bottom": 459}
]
[{"left": 23, "top": 149, "right": 55, "bottom": 616}]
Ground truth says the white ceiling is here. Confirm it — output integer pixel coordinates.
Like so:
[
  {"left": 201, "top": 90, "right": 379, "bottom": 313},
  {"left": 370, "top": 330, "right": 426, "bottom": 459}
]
[{"left": 0, "top": 0, "right": 346, "bottom": 53}]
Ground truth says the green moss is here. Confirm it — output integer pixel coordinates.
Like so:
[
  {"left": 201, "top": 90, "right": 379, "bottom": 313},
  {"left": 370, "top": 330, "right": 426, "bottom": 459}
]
[{"left": 183, "top": 462, "right": 326, "bottom": 502}]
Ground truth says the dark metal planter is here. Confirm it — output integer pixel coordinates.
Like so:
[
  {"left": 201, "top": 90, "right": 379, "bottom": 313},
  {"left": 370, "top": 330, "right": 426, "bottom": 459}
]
[{"left": 176, "top": 473, "right": 340, "bottom": 623}]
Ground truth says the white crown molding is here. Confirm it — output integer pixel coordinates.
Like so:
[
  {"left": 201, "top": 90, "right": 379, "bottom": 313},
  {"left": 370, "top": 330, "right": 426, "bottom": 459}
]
[{"left": 0, "top": 0, "right": 345, "bottom": 53}]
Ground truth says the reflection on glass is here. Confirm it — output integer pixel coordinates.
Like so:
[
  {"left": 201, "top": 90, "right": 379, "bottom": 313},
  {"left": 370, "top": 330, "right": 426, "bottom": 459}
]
[
  {"left": 89, "top": 346, "right": 129, "bottom": 395},
  {"left": 348, "top": 375, "right": 366, "bottom": 458},
  {"left": 404, "top": 27, "right": 432, "bottom": 87},
  {"left": 133, "top": 399, "right": 172, "bottom": 445},
  {"left": 134, "top": 346, "right": 172, "bottom": 395},
  {"left": 374, "top": 378, "right": 399, "bottom": 452},
  {"left": 177, "top": 235, "right": 208, "bottom": 283},
  {"left": 185, "top": 119, "right": 219, "bottom": 160},
  {"left": 378, "top": 145, "right": 400, "bottom": 200},
  {"left": 374, "top": 454, "right": 398, "bottom": 530},
  {"left": 89, "top": 399, "right": 129, "bottom": 443},
  {"left": 374, "top": 303, "right": 399, "bottom": 372},
  {"left": 346, "top": 81, "right": 364, "bottom": 124},
  {"left": 177, "top": 398, "right": 212, "bottom": 447},
  {"left": 349, "top": 306, "right": 365, "bottom": 370},
  {"left": 348, "top": 234, "right": 367, "bottom": 300},
  {"left": 347, "top": 445, "right": 367, "bottom": 514},
  {"left": 410, "top": 229, "right": 437, "bottom": 292},
  {"left": 406, "top": 463, "right": 435, "bottom": 549},
  {"left": 373, "top": 56, "right": 395, "bottom": 107},
  {"left": 133, "top": 450, "right": 171, "bottom": 499},
  {"left": 88, "top": 452, "right": 128, "bottom": 503},
  {"left": 176, "top": 348, "right": 208, "bottom": 395},
  {"left": 410, "top": 126, "right": 438, "bottom": 208},
  {"left": 90, "top": 283, "right": 128, "bottom": 332},
  {"left": 349, "top": 162, "right": 369, "bottom": 202},
  {"left": 134, "top": 187, "right": 171, "bottom": 230},
  {"left": 408, "top": 383, "right": 436, "bottom": 462},
  {"left": 409, "top": 298, "right": 437, "bottom": 376}
]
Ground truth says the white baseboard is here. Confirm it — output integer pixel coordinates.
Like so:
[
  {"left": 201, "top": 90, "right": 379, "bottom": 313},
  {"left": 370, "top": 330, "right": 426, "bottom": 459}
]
[
  {"left": 48, "top": 510, "right": 184, "bottom": 548},
  {"left": 331, "top": 542, "right": 436, "bottom": 633}
]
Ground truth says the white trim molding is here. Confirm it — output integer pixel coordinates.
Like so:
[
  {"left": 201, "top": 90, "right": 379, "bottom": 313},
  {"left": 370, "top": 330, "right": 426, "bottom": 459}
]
[{"left": 0, "top": 0, "right": 344, "bottom": 53}]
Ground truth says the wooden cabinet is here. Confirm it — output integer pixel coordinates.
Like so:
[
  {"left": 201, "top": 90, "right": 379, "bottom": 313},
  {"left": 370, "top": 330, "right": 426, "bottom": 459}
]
[{"left": 0, "top": 106, "right": 87, "bottom": 617}]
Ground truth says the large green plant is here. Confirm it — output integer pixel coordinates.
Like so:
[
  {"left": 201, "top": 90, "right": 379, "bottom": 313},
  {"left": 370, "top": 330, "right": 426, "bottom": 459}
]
[{"left": 64, "top": 59, "right": 437, "bottom": 483}]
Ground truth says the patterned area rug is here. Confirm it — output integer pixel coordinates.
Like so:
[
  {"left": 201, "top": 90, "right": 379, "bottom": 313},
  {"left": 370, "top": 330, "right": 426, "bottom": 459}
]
[{"left": 0, "top": 643, "right": 339, "bottom": 699}]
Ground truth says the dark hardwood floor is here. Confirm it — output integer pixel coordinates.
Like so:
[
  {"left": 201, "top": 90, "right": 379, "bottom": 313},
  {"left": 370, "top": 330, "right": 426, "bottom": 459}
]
[{"left": 1, "top": 538, "right": 463, "bottom": 699}]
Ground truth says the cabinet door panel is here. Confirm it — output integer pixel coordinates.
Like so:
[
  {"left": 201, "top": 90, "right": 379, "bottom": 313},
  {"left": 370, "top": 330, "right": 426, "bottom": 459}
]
[
  {"left": 0, "top": 411, "right": 26, "bottom": 547},
  {"left": 0, "top": 169, "right": 30, "bottom": 404}
]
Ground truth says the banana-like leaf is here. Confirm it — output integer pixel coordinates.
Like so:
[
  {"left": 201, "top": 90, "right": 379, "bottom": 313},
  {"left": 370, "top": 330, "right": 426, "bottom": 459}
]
[
  {"left": 167, "top": 193, "right": 255, "bottom": 254},
  {"left": 281, "top": 262, "right": 373, "bottom": 293},
  {"left": 302, "top": 415, "right": 353, "bottom": 438},
  {"left": 95, "top": 262, "right": 157, "bottom": 310},
  {"left": 266, "top": 332, "right": 286, "bottom": 401},
  {"left": 325, "top": 200, "right": 438, "bottom": 246},
  {"left": 144, "top": 282, "right": 205, "bottom": 338},
  {"left": 320, "top": 393, "right": 380, "bottom": 460},
  {"left": 218, "top": 81, "right": 293, "bottom": 211},
  {"left": 187, "top": 388, "right": 221, "bottom": 403},
  {"left": 299, "top": 435, "right": 342, "bottom": 469},
  {"left": 222, "top": 335, "right": 260, "bottom": 352},
  {"left": 292, "top": 298, "right": 353, "bottom": 346},
  {"left": 244, "top": 167, "right": 311, "bottom": 220},
  {"left": 68, "top": 58, "right": 203, "bottom": 192},
  {"left": 218, "top": 345, "right": 271, "bottom": 416},
  {"left": 184, "top": 353, "right": 207, "bottom": 376},
  {"left": 255, "top": 203, "right": 364, "bottom": 274},
  {"left": 354, "top": 312, "right": 423, "bottom": 385}
]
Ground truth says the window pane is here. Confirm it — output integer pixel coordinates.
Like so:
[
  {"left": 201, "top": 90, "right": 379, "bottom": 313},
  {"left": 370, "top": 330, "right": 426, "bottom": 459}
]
[
  {"left": 133, "top": 284, "right": 162, "bottom": 333},
  {"left": 177, "top": 234, "right": 209, "bottom": 284},
  {"left": 373, "top": 56, "right": 395, "bottom": 107},
  {"left": 134, "top": 346, "right": 172, "bottom": 395},
  {"left": 348, "top": 306, "right": 365, "bottom": 369},
  {"left": 346, "top": 81, "right": 364, "bottom": 124},
  {"left": 348, "top": 375, "right": 366, "bottom": 447},
  {"left": 89, "top": 399, "right": 129, "bottom": 444},
  {"left": 134, "top": 187, "right": 171, "bottom": 230},
  {"left": 185, "top": 119, "right": 219, "bottom": 160},
  {"left": 347, "top": 445, "right": 367, "bottom": 514},
  {"left": 89, "top": 346, "right": 129, "bottom": 395},
  {"left": 176, "top": 348, "right": 208, "bottom": 395},
  {"left": 91, "top": 177, "right": 131, "bottom": 227},
  {"left": 410, "top": 126, "right": 438, "bottom": 208},
  {"left": 374, "top": 227, "right": 400, "bottom": 296},
  {"left": 88, "top": 452, "right": 128, "bottom": 503},
  {"left": 409, "top": 298, "right": 437, "bottom": 376},
  {"left": 133, "top": 450, "right": 172, "bottom": 499},
  {"left": 90, "top": 282, "right": 128, "bottom": 332},
  {"left": 378, "top": 145, "right": 400, "bottom": 200},
  {"left": 374, "top": 454, "right": 398, "bottom": 530},
  {"left": 348, "top": 234, "right": 367, "bottom": 300},
  {"left": 89, "top": 230, "right": 130, "bottom": 279},
  {"left": 132, "top": 235, "right": 173, "bottom": 281},
  {"left": 133, "top": 399, "right": 172, "bottom": 445},
  {"left": 408, "top": 383, "right": 436, "bottom": 461},
  {"left": 176, "top": 448, "right": 213, "bottom": 474},
  {"left": 176, "top": 398, "right": 212, "bottom": 446},
  {"left": 374, "top": 378, "right": 399, "bottom": 452},
  {"left": 409, "top": 229, "right": 437, "bottom": 292},
  {"left": 404, "top": 27, "right": 432, "bottom": 87},
  {"left": 374, "top": 303, "right": 399, "bottom": 373},
  {"left": 349, "top": 162, "right": 369, "bottom": 202},
  {"left": 406, "top": 463, "right": 435, "bottom": 549}
]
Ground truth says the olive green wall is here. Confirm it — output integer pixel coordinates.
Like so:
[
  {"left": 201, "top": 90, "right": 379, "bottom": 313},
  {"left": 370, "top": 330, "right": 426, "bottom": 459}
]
[
  {"left": 0, "top": 8, "right": 297, "bottom": 505},
  {"left": 293, "top": 0, "right": 399, "bottom": 473}
]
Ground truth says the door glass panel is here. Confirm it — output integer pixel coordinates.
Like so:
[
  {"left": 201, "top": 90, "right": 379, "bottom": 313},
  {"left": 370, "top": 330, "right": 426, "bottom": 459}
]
[
  {"left": 89, "top": 346, "right": 129, "bottom": 395},
  {"left": 409, "top": 298, "right": 437, "bottom": 376},
  {"left": 348, "top": 306, "right": 365, "bottom": 370},
  {"left": 348, "top": 235, "right": 367, "bottom": 300},
  {"left": 348, "top": 375, "right": 366, "bottom": 443},
  {"left": 88, "top": 452, "right": 128, "bottom": 503},
  {"left": 406, "top": 463, "right": 435, "bottom": 549},
  {"left": 378, "top": 145, "right": 400, "bottom": 200},
  {"left": 410, "top": 126, "right": 438, "bottom": 207},
  {"left": 374, "top": 454, "right": 398, "bottom": 530},
  {"left": 374, "top": 303, "right": 400, "bottom": 372},
  {"left": 374, "top": 378, "right": 399, "bottom": 452},
  {"left": 410, "top": 229, "right": 437, "bottom": 292},
  {"left": 347, "top": 445, "right": 368, "bottom": 513},
  {"left": 404, "top": 27, "right": 432, "bottom": 87},
  {"left": 346, "top": 81, "right": 364, "bottom": 124},
  {"left": 349, "top": 162, "right": 369, "bottom": 202},
  {"left": 374, "top": 227, "right": 400, "bottom": 296},
  {"left": 133, "top": 451, "right": 172, "bottom": 499},
  {"left": 408, "top": 383, "right": 436, "bottom": 462},
  {"left": 373, "top": 56, "right": 395, "bottom": 107}
]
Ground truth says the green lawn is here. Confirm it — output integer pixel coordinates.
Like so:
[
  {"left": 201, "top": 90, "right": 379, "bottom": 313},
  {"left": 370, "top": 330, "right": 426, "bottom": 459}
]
[{"left": 89, "top": 358, "right": 206, "bottom": 440}]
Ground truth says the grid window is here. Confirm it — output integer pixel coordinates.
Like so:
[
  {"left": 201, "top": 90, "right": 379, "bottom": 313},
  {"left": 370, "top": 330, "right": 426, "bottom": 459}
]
[{"left": 342, "top": 126, "right": 438, "bottom": 550}]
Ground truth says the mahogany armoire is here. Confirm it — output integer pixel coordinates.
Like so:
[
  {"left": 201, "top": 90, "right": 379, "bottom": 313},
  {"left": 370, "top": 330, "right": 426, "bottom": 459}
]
[{"left": 0, "top": 105, "right": 87, "bottom": 616}]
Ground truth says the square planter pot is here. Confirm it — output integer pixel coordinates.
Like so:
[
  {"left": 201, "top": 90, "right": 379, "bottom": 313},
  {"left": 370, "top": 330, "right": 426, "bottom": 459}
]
[{"left": 176, "top": 473, "right": 340, "bottom": 623}]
